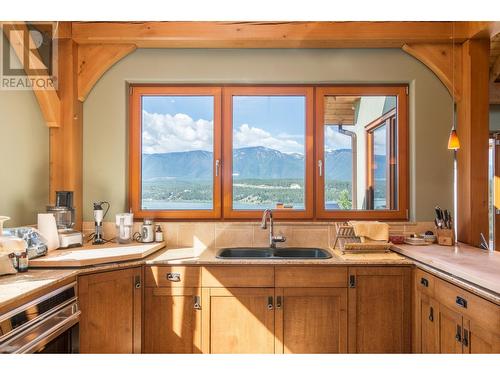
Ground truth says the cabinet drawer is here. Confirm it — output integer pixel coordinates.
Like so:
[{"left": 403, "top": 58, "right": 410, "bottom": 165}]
[
  {"left": 202, "top": 266, "right": 274, "bottom": 287},
  {"left": 415, "top": 268, "right": 436, "bottom": 297},
  {"left": 434, "top": 277, "right": 500, "bottom": 331},
  {"left": 275, "top": 266, "right": 347, "bottom": 287},
  {"left": 145, "top": 266, "right": 201, "bottom": 288}
]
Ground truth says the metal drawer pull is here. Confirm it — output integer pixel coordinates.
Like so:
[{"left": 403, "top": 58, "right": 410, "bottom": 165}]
[
  {"left": 134, "top": 275, "right": 141, "bottom": 289},
  {"left": 349, "top": 275, "right": 356, "bottom": 288},
  {"left": 267, "top": 296, "right": 274, "bottom": 310},
  {"left": 276, "top": 296, "right": 282, "bottom": 309},
  {"left": 167, "top": 272, "right": 181, "bottom": 282},
  {"left": 420, "top": 278, "right": 429, "bottom": 287},
  {"left": 428, "top": 307, "right": 434, "bottom": 322},
  {"left": 456, "top": 296, "right": 467, "bottom": 309},
  {"left": 455, "top": 325, "right": 462, "bottom": 342},
  {"left": 193, "top": 296, "right": 201, "bottom": 310},
  {"left": 462, "top": 329, "right": 469, "bottom": 347}
]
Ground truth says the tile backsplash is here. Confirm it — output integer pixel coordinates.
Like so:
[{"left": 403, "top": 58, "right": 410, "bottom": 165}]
[{"left": 82, "top": 221, "right": 435, "bottom": 250}]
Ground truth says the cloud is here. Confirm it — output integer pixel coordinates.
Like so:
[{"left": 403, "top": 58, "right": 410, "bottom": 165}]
[
  {"left": 142, "top": 110, "right": 305, "bottom": 155},
  {"left": 234, "top": 124, "right": 304, "bottom": 154},
  {"left": 142, "top": 110, "right": 213, "bottom": 153},
  {"left": 325, "top": 126, "right": 352, "bottom": 151}
]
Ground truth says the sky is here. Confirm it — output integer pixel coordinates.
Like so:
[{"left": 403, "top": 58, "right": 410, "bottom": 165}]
[
  {"left": 141, "top": 95, "right": 306, "bottom": 154},
  {"left": 141, "top": 95, "right": 391, "bottom": 155}
]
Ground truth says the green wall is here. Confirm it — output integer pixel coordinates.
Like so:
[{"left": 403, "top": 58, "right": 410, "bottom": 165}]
[
  {"left": 83, "top": 48, "right": 455, "bottom": 222},
  {"left": 0, "top": 82, "right": 49, "bottom": 227}
]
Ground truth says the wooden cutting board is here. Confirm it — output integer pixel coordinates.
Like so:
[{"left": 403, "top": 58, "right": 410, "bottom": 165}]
[{"left": 29, "top": 242, "right": 165, "bottom": 268}]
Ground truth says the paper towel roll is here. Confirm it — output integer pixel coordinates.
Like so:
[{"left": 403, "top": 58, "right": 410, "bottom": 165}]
[{"left": 37, "top": 213, "right": 60, "bottom": 251}]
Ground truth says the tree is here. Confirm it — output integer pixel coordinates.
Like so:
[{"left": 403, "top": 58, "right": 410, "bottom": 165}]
[{"left": 337, "top": 189, "right": 352, "bottom": 210}]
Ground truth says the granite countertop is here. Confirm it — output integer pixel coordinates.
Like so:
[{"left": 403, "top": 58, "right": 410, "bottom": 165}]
[
  {"left": 1, "top": 242, "right": 499, "bottom": 313},
  {"left": 391, "top": 243, "right": 500, "bottom": 295}
]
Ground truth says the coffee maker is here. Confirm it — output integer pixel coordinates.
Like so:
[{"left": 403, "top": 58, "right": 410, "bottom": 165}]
[{"left": 46, "top": 191, "right": 83, "bottom": 248}]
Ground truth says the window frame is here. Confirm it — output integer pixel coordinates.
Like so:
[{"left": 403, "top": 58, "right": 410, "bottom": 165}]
[
  {"left": 315, "top": 85, "right": 409, "bottom": 220},
  {"left": 365, "top": 108, "right": 397, "bottom": 210},
  {"left": 222, "top": 86, "right": 315, "bottom": 220},
  {"left": 129, "top": 85, "right": 222, "bottom": 219}
]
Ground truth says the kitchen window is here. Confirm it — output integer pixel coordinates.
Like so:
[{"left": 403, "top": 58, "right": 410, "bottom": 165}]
[
  {"left": 222, "top": 87, "right": 314, "bottom": 219},
  {"left": 315, "top": 86, "right": 408, "bottom": 220},
  {"left": 129, "top": 85, "right": 408, "bottom": 220},
  {"left": 129, "top": 86, "right": 222, "bottom": 219}
]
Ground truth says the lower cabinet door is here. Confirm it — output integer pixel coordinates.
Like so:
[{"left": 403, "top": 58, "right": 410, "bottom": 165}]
[
  {"left": 275, "top": 288, "right": 347, "bottom": 353},
  {"left": 78, "top": 267, "right": 142, "bottom": 353},
  {"left": 465, "top": 319, "right": 500, "bottom": 354},
  {"left": 348, "top": 267, "right": 412, "bottom": 353},
  {"left": 202, "top": 288, "right": 275, "bottom": 354},
  {"left": 419, "top": 293, "right": 440, "bottom": 353},
  {"left": 438, "top": 304, "right": 463, "bottom": 353},
  {"left": 143, "top": 287, "right": 201, "bottom": 353}
]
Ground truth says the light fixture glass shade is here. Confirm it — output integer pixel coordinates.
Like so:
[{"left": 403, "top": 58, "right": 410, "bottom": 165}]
[{"left": 447, "top": 129, "right": 460, "bottom": 150}]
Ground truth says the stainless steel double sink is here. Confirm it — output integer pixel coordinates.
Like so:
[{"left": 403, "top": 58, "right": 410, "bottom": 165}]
[{"left": 216, "top": 247, "right": 332, "bottom": 259}]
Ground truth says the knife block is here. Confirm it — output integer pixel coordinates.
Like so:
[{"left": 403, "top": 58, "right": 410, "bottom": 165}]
[{"left": 436, "top": 228, "right": 454, "bottom": 246}]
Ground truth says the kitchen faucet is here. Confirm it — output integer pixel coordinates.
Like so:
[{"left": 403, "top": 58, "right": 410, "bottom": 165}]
[{"left": 261, "top": 209, "right": 286, "bottom": 248}]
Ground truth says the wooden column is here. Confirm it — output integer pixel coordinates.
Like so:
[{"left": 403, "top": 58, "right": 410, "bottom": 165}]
[
  {"left": 50, "top": 34, "right": 83, "bottom": 229},
  {"left": 456, "top": 39, "right": 490, "bottom": 246}
]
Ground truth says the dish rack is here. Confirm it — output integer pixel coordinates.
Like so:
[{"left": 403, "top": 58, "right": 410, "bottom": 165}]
[{"left": 333, "top": 222, "right": 391, "bottom": 254}]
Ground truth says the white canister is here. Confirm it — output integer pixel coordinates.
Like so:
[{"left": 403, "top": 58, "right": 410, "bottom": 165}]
[
  {"left": 37, "top": 213, "right": 60, "bottom": 251},
  {"left": 141, "top": 219, "right": 155, "bottom": 243}
]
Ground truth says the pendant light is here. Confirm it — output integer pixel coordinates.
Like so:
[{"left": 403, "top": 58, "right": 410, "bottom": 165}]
[{"left": 448, "top": 21, "right": 460, "bottom": 150}]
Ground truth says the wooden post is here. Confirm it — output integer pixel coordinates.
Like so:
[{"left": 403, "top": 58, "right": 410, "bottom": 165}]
[
  {"left": 456, "top": 39, "right": 490, "bottom": 247},
  {"left": 50, "top": 30, "right": 83, "bottom": 229}
]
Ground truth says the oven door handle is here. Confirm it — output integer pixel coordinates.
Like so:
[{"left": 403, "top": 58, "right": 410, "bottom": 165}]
[{"left": 16, "top": 310, "right": 80, "bottom": 354}]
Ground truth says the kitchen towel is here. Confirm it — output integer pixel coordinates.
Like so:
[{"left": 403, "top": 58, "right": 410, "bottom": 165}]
[
  {"left": 37, "top": 213, "right": 60, "bottom": 251},
  {"left": 348, "top": 221, "right": 389, "bottom": 242}
]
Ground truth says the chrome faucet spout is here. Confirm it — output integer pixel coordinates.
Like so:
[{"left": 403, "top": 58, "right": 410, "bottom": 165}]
[{"left": 261, "top": 209, "right": 285, "bottom": 248}]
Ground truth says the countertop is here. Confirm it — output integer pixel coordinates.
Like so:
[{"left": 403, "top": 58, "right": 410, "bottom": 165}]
[
  {"left": 391, "top": 243, "right": 500, "bottom": 296},
  {"left": 1, "top": 242, "right": 499, "bottom": 313}
]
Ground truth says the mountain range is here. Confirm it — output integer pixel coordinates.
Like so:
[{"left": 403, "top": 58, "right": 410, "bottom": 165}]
[{"left": 142, "top": 146, "right": 386, "bottom": 181}]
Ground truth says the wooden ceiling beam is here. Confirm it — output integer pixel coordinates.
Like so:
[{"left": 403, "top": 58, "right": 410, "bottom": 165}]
[
  {"left": 77, "top": 44, "right": 136, "bottom": 101},
  {"left": 491, "top": 82, "right": 500, "bottom": 105},
  {"left": 402, "top": 43, "right": 462, "bottom": 101},
  {"left": 491, "top": 54, "right": 500, "bottom": 83},
  {"left": 71, "top": 21, "right": 480, "bottom": 49}
]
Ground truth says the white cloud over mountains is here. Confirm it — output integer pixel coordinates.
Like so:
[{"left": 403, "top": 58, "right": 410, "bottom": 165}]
[
  {"left": 142, "top": 110, "right": 305, "bottom": 154},
  {"left": 142, "top": 111, "right": 213, "bottom": 153},
  {"left": 233, "top": 124, "right": 304, "bottom": 154}
]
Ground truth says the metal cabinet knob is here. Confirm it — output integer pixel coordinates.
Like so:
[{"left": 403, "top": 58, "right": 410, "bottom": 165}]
[{"left": 267, "top": 296, "right": 274, "bottom": 310}]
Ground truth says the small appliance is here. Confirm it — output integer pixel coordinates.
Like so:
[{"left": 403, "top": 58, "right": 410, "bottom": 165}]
[
  {"left": 92, "top": 201, "right": 110, "bottom": 245},
  {"left": 46, "top": 191, "right": 82, "bottom": 248},
  {"left": 141, "top": 219, "right": 155, "bottom": 243},
  {"left": 115, "top": 213, "right": 133, "bottom": 244}
]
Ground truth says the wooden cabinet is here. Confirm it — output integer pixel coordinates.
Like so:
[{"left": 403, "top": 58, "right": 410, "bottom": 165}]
[
  {"left": 201, "top": 287, "right": 276, "bottom": 354},
  {"left": 275, "top": 287, "right": 347, "bottom": 353},
  {"left": 143, "top": 287, "right": 201, "bottom": 353},
  {"left": 78, "top": 267, "right": 142, "bottom": 353},
  {"left": 348, "top": 266, "right": 412, "bottom": 353},
  {"left": 418, "top": 293, "right": 440, "bottom": 353},
  {"left": 414, "top": 268, "right": 500, "bottom": 354}
]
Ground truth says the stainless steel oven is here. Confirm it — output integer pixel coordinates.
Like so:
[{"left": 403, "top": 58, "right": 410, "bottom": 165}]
[{"left": 0, "top": 282, "right": 80, "bottom": 353}]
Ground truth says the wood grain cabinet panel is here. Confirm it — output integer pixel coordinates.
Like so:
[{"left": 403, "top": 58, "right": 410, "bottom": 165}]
[
  {"left": 143, "top": 287, "right": 201, "bottom": 353},
  {"left": 202, "top": 266, "right": 274, "bottom": 287},
  {"left": 419, "top": 293, "right": 440, "bottom": 353},
  {"left": 438, "top": 304, "right": 464, "bottom": 353},
  {"left": 414, "top": 267, "right": 500, "bottom": 354},
  {"left": 145, "top": 266, "right": 201, "bottom": 288},
  {"left": 348, "top": 266, "right": 412, "bottom": 353},
  {"left": 275, "top": 267, "right": 347, "bottom": 288},
  {"left": 78, "top": 267, "right": 142, "bottom": 353},
  {"left": 275, "top": 288, "right": 347, "bottom": 353},
  {"left": 202, "top": 288, "right": 276, "bottom": 353}
]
